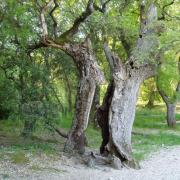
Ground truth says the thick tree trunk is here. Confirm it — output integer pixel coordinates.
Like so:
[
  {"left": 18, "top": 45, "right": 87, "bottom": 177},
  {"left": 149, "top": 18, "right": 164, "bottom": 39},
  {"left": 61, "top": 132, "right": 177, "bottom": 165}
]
[
  {"left": 97, "top": 65, "right": 153, "bottom": 168},
  {"left": 64, "top": 78, "right": 96, "bottom": 153},
  {"left": 98, "top": 66, "right": 154, "bottom": 168},
  {"left": 100, "top": 17, "right": 157, "bottom": 166},
  {"left": 109, "top": 74, "right": 143, "bottom": 167},
  {"left": 64, "top": 39, "right": 104, "bottom": 154}
]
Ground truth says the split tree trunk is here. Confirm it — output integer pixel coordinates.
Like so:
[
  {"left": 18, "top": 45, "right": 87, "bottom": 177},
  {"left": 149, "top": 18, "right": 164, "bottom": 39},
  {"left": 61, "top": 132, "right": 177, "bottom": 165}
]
[
  {"left": 109, "top": 71, "right": 145, "bottom": 167},
  {"left": 97, "top": 2, "right": 160, "bottom": 168},
  {"left": 98, "top": 61, "right": 155, "bottom": 168},
  {"left": 64, "top": 38, "right": 104, "bottom": 154},
  {"left": 98, "top": 46, "right": 155, "bottom": 169}
]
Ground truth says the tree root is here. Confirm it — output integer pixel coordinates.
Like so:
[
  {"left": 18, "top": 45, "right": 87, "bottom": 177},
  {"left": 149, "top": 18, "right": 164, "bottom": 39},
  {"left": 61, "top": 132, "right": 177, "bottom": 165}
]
[{"left": 83, "top": 152, "right": 140, "bottom": 170}]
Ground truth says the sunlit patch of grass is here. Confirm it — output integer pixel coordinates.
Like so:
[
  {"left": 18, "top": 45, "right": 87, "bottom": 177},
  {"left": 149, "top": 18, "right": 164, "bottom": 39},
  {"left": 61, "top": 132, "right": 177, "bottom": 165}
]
[
  {"left": 86, "top": 126, "right": 101, "bottom": 149},
  {"left": 134, "top": 106, "right": 180, "bottom": 131},
  {"left": 132, "top": 132, "right": 180, "bottom": 160},
  {"left": 0, "top": 119, "right": 23, "bottom": 136},
  {"left": 11, "top": 151, "right": 29, "bottom": 165}
]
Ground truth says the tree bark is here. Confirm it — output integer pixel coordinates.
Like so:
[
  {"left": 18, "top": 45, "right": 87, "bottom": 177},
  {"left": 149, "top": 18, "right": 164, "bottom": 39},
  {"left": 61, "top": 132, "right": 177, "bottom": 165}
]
[
  {"left": 109, "top": 70, "right": 144, "bottom": 166},
  {"left": 64, "top": 39, "right": 104, "bottom": 154},
  {"left": 158, "top": 89, "right": 177, "bottom": 128},
  {"left": 98, "top": 2, "right": 159, "bottom": 167}
]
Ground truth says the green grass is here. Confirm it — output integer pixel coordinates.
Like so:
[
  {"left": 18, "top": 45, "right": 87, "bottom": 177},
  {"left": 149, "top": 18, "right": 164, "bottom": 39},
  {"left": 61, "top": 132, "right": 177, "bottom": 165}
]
[
  {"left": 134, "top": 106, "right": 180, "bottom": 131},
  {"left": 0, "top": 104, "right": 180, "bottom": 163},
  {"left": 85, "top": 105, "right": 180, "bottom": 160},
  {"left": 11, "top": 151, "right": 29, "bottom": 165},
  {"left": 132, "top": 132, "right": 180, "bottom": 160}
]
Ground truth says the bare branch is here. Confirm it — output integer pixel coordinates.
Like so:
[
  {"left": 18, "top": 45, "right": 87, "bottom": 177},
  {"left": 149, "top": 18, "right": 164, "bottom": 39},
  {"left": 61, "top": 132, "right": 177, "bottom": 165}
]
[
  {"left": 40, "top": 0, "right": 54, "bottom": 41},
  {"left": 103, "top": 42, "right": 123, "bottom": 74},
  {"left": 103, "top": 42, "right": 115, "bottom": 71},
  {"left": 94, "top": 0, "right": 111, "bottom": 13},
  {"left": 49, "top": 0, "right": 59, "bottom": 38},
  {"left": 58, "top": 0, "right": 95, "bottom": 42},
  {"left": 118, "top": 28, "right": 131, "bottom": 57},
  {"left": 27, "top": 41, "right": 48, "bottom": 55},
  {"left": 140, "top": 0, "right": 147, "bottom": 32}
]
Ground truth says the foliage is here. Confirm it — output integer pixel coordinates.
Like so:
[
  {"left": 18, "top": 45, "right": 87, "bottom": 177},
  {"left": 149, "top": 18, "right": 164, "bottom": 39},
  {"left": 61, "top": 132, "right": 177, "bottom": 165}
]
[
  {"left": 0, "top": 0, "right": 180, "bottom": 166},
  {"left": 140, "top": 78, "right": 161, "bottom": 107},
  {"left": 157, "top": 50, "right": 179, "bottom": 102}
]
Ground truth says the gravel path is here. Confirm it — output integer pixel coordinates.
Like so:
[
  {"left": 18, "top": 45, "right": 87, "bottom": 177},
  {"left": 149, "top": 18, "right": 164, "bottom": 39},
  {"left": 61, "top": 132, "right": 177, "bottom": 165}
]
[{"left": 0, "top": 146, "right": 180, "bottom": 180}]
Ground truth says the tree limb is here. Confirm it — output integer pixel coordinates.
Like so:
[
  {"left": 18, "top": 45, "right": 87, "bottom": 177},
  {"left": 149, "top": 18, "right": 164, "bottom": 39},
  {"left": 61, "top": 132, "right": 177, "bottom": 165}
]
[
  {"left": 58, "top": 0, "right": 95, "bottom": 42},
  {"left": 49, "top": 0, "right": 59, "bottom": 38},
  {"left": 40, "top": 0, "right": 54, "bottom": 41},
  {"left": 94, "top": 0, "right": 111, "bottom": 13},
  {"left": 118, "top": 28, "right": 131, "bottom": 57},
  {"left": 158, "top": 0, "right": 175, "bottom": 20},
  {"left": 103, "top": 42, "right": 124, "bottom": 75}
]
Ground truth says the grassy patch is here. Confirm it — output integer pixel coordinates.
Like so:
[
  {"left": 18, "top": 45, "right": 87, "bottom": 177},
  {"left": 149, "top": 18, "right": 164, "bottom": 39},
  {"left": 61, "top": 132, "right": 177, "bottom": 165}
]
[
  {"left": 132, "top": 132, "right": 180, "bottom": 160},
  {"left": 11, "top": 152, "right": 29, "bottom": 165},
  {"left": 0, "top": 104, "right": 180, "bottom": 163},
  {"left": 86, "top": 126, "right": 101, "bottom": 149}
]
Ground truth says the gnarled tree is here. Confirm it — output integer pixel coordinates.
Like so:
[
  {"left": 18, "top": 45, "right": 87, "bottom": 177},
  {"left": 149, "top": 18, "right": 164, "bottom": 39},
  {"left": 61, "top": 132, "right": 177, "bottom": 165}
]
[
  {"left": 30, "top": 0, "right": 106, "bottom": 153},
  {"left": 97, "top": 1, "right": 165, "bottom": 168}
]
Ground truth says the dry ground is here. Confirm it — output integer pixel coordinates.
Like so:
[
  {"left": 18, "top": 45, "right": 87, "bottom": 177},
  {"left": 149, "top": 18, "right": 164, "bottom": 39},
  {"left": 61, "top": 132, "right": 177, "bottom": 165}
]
[{"left": 0, "top": 146, "right": 180, "bottom": 180}]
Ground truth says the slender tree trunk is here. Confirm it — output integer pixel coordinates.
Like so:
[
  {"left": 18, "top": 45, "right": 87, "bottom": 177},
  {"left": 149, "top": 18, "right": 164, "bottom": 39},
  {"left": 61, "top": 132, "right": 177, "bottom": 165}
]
[
  {"left": 166, "top": 103, "right": 176, "bottom": 127},
  {"left": 21, "top": 118, "right": 36, "bottom": 137},
  {"left": 64, "top": 38, "right": 104, "bottom": 154},
  {"left": 158, "top": 89, "right": 177, "bottom": 128},
  {"left": 90, "top": 85, "right": 100, "bottom": 127},
  {"left": 145, "top": 91, "right": 155, "bottom": 108}
]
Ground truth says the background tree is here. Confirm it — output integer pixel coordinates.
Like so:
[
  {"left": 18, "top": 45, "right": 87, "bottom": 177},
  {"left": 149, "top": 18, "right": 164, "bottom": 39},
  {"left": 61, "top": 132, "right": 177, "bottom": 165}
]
[
  {"left": 140, "top": 78, "right": 161, "bottom": 108},
  {"left": 157, "top": 51, "right": 180, "bottom": 127}
]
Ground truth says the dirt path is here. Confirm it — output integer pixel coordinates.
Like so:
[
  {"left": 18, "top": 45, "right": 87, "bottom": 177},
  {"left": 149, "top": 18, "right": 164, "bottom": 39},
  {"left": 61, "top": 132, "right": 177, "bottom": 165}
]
[{"left": 0, "top": 146, "right": 180, "bottom": 180}]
